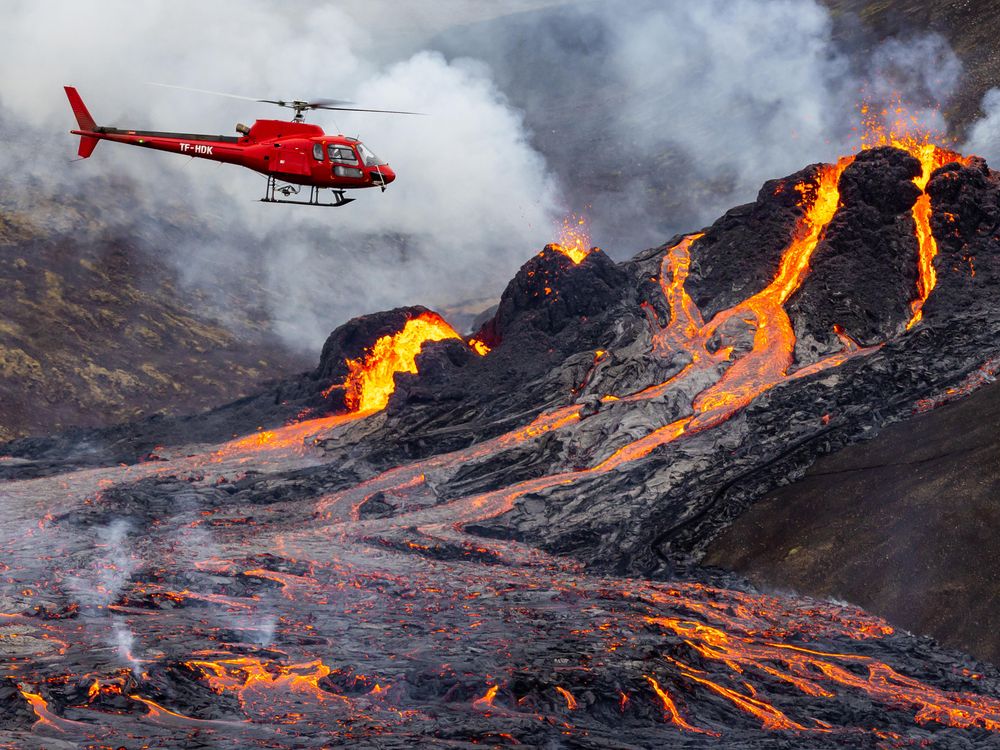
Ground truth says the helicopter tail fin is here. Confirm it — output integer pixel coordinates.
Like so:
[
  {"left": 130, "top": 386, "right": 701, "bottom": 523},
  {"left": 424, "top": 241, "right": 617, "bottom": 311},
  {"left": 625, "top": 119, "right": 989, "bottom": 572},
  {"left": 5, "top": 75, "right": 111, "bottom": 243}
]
[{"left": 64, "top": 86, "right": 100, "bottom": 158}]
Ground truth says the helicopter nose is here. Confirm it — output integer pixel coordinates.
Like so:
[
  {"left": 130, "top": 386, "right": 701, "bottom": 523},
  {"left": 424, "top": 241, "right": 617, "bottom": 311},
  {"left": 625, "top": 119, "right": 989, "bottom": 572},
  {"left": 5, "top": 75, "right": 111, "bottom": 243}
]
[{"left": 375, "top": 165, "right": 395, "bottom": 185}]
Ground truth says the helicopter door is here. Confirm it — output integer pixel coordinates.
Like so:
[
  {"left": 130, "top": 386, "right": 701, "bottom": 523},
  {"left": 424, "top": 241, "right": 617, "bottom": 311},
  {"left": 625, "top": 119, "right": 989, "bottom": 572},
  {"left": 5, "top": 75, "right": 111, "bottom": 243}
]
[{"left": 268, "top": 143, "right": 312, "bottom": 176}]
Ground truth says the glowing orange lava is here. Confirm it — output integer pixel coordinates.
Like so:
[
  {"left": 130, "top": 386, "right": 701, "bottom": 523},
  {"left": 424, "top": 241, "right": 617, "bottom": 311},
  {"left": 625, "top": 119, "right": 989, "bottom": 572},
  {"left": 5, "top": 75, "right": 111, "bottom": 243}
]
[
  {"left": 18, "top": 687, "right": 88, "bottom": 732},
  {"left": 555, "top": 685, "right": 578, "bottom": 710},
  {"left": 643, "top": 675, "right": 711, "bottom": 734},
  {"left": 468, "top": 337, "right": 491, "bottom": 356},
  {"left": 860, "top": 101, "right": 969, "bottom": 329},
  {"left": 343, "top": 312, "right": 462, "bottom": 413},
  {"left": 551, "top": 214, "right": 592, "bottom": 264},
  {"left": 184, "top": 656, "right": 347, "bottom": 719},
  {"left": 472, "top": 684, "right": 499, "bottom": 710}
]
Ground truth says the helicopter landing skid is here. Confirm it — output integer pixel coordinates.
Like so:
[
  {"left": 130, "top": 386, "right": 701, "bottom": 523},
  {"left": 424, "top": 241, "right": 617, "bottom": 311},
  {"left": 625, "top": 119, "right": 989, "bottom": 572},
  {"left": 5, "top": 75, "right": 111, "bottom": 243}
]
[{"left": 260, "top": 176, "right": 354, "bottom": 207}]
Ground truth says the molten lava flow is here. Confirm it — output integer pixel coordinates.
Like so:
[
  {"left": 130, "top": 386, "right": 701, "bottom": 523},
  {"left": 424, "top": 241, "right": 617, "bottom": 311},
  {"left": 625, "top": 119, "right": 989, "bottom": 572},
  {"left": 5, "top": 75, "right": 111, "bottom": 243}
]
[
  {"left": 675, "top": 666, "right": 809, "bottom": 732},
  {"left": 18, "top": 687, "right": 88, "bottom": 732},
  {"left": 555, "top": 685, "right": 578, "bottom": 710},
  {"left": 690, "top": 156, "right": 854, "bottom": 420},
  {"left": 213, "top": 313, "right": 482, "bottom": 461},
  {"left": 472, "top": 684, "right": 499, "bottom": 710},
  {"left": 643, "top": 675, "right": 709, "bottom": 734},
  {"left": 551, "top": 214, "right": 592, "bottom": 264},
  {"left": 631, "top": 155, "right": 855, "bottom": 453},
  {"left": 893, "top": 139, "right": 964, "bottom": 329},
  {"left": 343, "top": 312, "right": 462, "bottom": 413},
  {"left": 860, "top": 102, "right": 969, "bottom": 329},
  {"left": 185, "top": 657, "right": 337, "bottom": 703},
  {"left": 647, "top": 233, "right": 706, "bottom": 356},
  {"left": 213, "top": 411, "right": 363, "bottom": 459},
  {"left": 468, "top": 337, "right": 491, "bottom": 356}
]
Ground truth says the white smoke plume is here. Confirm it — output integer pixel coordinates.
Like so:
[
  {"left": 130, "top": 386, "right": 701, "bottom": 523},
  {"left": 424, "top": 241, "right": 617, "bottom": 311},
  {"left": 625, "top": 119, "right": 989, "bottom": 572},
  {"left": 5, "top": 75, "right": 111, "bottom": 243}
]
[
  {"left": 112, "top": 618, "right": 142, "bottom": 676},
  {"left": 62, "top": 519, "right": 144, "bottom": 673},
  {"left": 435, "top": 0, "right": 968, "bottom": 252},
  {"left": 0, "top": 1, "right": 561, "bottom": 349},
  {"left": 964, "top": 88, "right": 1000, "bottom": 160},
  {"left": 67, "top": 519, "right": 136, "bottom": 608},
  {"left": 0, "top": 0, "right": 974, "bottom": 350}
]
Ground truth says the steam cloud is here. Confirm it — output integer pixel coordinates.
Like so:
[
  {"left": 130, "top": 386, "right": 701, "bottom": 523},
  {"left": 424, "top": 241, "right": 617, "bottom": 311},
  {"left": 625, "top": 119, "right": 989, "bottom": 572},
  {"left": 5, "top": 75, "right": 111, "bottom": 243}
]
[
  {"left": 434, "top": 0, "right": 967, "bottom": 252},
  {"left": 0, "top": 0, "right": 977, "bottom": 351},
  {"left": 964, "top": 88, "right": 1000, "bottom": 160},
  {"left": 0, "top": 0, "right": 560, "bottom": 349},
  {"left": 64, "top": 519, "right": 144, "bottom": 673}
]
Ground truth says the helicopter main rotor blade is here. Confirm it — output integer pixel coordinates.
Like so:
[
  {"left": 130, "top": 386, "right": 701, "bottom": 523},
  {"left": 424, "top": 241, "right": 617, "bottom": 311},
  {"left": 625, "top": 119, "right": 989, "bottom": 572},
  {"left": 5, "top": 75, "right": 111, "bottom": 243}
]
[
  {"left": 313, "top": 104, "right": 427, "bottom": 115},
  {"left": 256, "top": 99, "right": 353, "bottom": 108},
  {"left": 147, "top": 82, "right": 262, "bottom": 102},
  {"left": 148, "top": 83, "right": 426, "bottom": 115},
  {"left": 307, "top": 98, "right": 355, "bottom": 108}
]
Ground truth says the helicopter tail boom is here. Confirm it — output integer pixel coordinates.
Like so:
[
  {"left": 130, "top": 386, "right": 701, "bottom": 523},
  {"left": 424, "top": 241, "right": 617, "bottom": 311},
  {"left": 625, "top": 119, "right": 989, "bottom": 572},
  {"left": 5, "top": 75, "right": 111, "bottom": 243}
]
[{"left": 64, "top": 86, "right": 100, "bottom": 158}]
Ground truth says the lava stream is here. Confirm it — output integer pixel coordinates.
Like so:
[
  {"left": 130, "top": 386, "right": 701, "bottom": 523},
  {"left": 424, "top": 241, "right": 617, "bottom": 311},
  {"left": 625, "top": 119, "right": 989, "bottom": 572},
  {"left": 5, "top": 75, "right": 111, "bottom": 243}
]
[{"left": 343, "top": 312, "right": 463, "bottom": 413}]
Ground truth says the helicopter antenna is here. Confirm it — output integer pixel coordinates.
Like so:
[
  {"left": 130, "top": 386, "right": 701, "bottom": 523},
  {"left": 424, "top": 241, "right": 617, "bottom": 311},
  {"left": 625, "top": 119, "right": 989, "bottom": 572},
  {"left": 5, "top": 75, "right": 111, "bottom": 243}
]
[{"left": 147, "top": 83, "right": 426, "bottom": 121}]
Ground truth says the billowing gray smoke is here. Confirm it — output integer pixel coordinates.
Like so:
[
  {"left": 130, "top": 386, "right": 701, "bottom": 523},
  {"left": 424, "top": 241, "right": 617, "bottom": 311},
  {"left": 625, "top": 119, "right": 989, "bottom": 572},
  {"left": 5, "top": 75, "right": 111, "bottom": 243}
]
[
  {"left": 432, "top": 0, "right": 966, "bottom": 252},
  {"left": 0, "top": 0, "right": 980, "bottom": 351},
  {"left": 0, "top": 0, "right": 560, "bottom": 349}
]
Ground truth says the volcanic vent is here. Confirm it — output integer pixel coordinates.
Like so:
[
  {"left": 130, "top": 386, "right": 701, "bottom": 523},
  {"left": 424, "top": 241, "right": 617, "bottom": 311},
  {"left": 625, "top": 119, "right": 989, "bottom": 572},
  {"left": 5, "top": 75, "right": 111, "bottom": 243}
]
[{"left": 4, "top": 129, "right": 1000, "bottom": 748}]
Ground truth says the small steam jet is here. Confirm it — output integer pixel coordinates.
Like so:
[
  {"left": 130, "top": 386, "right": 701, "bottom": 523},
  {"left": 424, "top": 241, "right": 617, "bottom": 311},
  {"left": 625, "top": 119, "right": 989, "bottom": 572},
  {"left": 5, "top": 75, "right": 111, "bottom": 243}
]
[{"left": 64, "top": 84, "right": 423, "bottom": 207}]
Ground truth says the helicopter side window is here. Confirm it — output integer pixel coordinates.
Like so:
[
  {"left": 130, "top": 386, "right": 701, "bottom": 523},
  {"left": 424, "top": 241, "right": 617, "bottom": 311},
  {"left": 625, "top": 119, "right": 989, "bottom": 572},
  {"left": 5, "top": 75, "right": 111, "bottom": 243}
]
[
  {"left": 312, "top": 144, "right": 324, "bottom": 161},
  {"left": 328, "top": 145, "right": 358, "bottom": 165}
]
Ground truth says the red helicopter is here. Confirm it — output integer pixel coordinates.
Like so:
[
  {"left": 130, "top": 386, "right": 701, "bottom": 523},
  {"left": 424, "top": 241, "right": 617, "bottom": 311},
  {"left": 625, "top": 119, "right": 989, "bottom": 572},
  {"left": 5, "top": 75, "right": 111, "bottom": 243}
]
[{"left": 64, "top": 85, "right": 421, "bottom": 207}]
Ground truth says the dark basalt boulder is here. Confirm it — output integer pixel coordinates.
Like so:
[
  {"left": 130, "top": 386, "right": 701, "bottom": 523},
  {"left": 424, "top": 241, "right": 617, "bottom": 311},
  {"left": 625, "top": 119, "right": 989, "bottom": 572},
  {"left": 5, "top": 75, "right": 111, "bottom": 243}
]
[
  {"left": 0, "top": 679, "right": 36, "bottom": 730},
  {"left": 788, "top": 146, "right": 922, "bottom": 361},
  {"left": 388, "top": 338, "right": 479, "bottom": 414}
]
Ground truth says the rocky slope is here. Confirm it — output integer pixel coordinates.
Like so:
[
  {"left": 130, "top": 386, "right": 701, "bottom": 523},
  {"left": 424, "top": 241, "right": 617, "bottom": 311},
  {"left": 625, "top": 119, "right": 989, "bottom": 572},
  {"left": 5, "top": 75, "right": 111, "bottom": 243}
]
[
  {"left": 823, "top": 0, "right": 1000, "bottom": 133},
  {"left": 0, "top": 190, "right": 310, "bottom": 443},
  {"left": 704, "top": 367, "right": 1000, "bottom": 665}
]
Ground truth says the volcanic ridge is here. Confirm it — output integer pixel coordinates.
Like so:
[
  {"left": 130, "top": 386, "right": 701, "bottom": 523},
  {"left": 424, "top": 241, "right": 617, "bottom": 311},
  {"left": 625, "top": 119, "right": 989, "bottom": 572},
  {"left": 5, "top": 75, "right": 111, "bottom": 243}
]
[{"left": 4, "top": 131, "right": 1000, "bottom": 748}]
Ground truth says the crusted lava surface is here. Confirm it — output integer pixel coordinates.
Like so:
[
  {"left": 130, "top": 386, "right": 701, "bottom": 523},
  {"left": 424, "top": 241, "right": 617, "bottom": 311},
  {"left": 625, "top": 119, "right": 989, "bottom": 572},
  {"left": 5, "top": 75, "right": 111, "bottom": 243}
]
[{"left": 4, "top": 144, "right": 1000, "bottom": 747}]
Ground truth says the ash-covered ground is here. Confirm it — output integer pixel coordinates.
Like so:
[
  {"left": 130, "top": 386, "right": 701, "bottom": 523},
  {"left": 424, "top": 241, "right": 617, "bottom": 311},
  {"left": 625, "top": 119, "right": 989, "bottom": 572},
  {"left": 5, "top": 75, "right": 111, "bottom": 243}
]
[{"left": 4, "top": 142, "right": 1000, "bottom": 748}]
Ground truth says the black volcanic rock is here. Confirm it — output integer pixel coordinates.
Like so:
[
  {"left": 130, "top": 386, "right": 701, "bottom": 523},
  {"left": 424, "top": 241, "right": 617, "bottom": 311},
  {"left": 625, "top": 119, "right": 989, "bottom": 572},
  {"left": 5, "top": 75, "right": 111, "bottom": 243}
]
[
  {"left": 0, "top": 679, "right": 35, "bottom": 730},
  {"left": 473, "top": 245, "right": 628, "bottom": 345},
  {"left": 788, "top": 147, "right": 923, "bottom": 360},
  {"left": 925, "top": 156, "right": 1000, "bottom": 321},
  {"left": 686, "top": 164, "right": 818, "bottom": 318}
]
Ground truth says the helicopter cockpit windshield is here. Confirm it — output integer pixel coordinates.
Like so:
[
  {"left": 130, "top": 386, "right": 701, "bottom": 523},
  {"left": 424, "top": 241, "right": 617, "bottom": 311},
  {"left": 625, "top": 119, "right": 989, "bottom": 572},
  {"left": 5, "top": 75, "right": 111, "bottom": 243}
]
[{"left": 356, "top": 143, "right": 384, "bottom": 166}]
